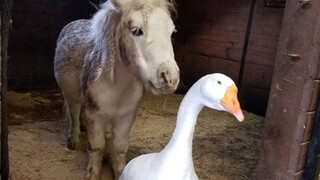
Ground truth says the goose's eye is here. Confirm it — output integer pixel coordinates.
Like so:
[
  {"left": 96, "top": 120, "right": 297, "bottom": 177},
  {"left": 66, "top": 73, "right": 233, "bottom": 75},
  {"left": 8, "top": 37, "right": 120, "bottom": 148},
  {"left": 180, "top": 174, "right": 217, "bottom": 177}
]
[
  {"left": 131, "top": 27, "right": 144, "bottom": 36},
  {"left": 218, "top": 81, "right": 222, "bottom": 85}
]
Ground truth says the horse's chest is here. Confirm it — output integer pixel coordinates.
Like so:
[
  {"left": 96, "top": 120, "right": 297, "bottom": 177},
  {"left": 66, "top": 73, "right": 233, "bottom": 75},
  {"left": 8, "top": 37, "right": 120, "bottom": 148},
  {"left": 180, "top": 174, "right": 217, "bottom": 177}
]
[{"left": 90, "top": 79, "right": 143, "bottom": 117}]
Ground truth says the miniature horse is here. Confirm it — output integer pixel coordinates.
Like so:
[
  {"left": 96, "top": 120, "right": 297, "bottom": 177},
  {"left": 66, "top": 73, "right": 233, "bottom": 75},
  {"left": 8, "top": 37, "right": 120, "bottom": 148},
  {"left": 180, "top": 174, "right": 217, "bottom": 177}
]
[{"left": 54, "top": 0, "right": 179, "bottom": 179}]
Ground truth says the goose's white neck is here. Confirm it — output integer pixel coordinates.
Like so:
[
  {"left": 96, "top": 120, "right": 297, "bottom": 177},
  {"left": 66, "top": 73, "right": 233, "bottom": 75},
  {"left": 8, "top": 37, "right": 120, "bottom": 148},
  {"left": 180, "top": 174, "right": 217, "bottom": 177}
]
[{"left": 161, "top": 83, "right": 203, "bottom": 156}]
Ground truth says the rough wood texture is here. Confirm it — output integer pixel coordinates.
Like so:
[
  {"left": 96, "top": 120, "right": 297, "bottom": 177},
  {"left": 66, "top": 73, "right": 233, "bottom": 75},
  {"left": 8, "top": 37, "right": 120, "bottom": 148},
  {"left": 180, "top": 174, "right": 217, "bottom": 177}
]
[
  {"left": 255, "top": 0, "right": 320, "bottom": 179},
  {"left": 8, "top": 0, "right": 285, "bottom": 115},
  {"left": 174, "top": 0, "right": 284, "bottom": 115},
  {"left": 239, "top": 0, "right": 283, "bottom": 115},
  {"left": 174, "top": 0, "right": 251, "bottom": 84},
  {"left": 1, "top": 0, "right": 13, "bottom": 179},
  {"left": 303, "top": 112, "right": 316, "bottom": 142}
]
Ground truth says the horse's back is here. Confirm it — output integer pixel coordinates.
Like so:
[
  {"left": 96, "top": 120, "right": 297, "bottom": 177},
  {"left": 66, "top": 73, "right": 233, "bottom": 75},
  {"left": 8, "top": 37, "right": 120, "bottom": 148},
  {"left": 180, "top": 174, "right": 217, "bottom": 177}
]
[
  {"left": 54, "top": 19, "right": 92, "bottom": 100},
  {"left": 54, "top": 19, "right": 91, "bottom": 75}
]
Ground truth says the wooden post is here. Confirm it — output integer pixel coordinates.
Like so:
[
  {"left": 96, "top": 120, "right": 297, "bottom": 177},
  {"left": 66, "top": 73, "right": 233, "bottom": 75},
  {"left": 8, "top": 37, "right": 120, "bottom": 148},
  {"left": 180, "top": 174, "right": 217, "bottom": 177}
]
[
  {"left": 255, "top": 0, "right": 320, "bottom": 179},
  {"left": 0, "top": 0, "right": 13, "bottom": 179},
  {"left": 0, "top": 3, "right": 2, "bottom": 169}
]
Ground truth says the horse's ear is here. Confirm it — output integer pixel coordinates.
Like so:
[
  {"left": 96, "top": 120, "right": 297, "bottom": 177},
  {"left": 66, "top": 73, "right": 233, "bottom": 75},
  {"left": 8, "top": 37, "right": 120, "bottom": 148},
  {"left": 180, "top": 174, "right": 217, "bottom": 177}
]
[{"left": 111, "top": 0, "right": 131, "bottom": 8}]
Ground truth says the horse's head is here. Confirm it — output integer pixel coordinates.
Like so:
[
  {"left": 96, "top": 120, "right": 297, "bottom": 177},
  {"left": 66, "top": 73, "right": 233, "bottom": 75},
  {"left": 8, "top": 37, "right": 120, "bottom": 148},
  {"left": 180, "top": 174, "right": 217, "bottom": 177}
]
[{"left": 113, "top": 0, "right": 180, "bottom": 95}]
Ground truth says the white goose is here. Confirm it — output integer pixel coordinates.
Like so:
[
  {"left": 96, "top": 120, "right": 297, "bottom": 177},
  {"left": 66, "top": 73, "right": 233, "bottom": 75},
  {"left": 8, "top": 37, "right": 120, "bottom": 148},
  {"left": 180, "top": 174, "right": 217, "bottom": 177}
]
[{"left": 119, "top": 73, "right": 244, "bottom": 180}]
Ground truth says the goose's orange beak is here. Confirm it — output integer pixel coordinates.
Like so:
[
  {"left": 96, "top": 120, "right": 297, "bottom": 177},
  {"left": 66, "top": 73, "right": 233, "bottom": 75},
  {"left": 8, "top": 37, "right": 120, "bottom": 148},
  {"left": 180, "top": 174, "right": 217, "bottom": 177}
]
[{"left": 220, "top": 85, "right": 244, "bottom": 122}]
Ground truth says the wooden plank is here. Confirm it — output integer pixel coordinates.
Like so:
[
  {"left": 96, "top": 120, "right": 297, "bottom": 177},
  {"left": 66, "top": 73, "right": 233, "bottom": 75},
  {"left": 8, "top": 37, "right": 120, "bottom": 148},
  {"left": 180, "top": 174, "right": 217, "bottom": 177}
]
[
  {"left": 241, "top": 63, "right": 273, "bottom": 90},
  {"left": 255, "top": 0, "right": 320, "bottom": 179},
  {"left": 303, "top": 112, "right": 316, "bottom": 142},
  {"left": 207, "top": 57, "right": 240, "bottom": 81},
  {"left": 175, "top": 36, "right": 244, "bottom": 61},
  {"left": 174, "top": 0, "right": 250, "bottom": 89},
  {"left": 297, "top": 142, "right": 310, "bottom": 172},
  {"left": 176, "top": 52, "right": 240, "bottom": 87},
  {"left": 294, "top": 171, "right": 303, "bottom": 180},
  {"left": 0, "top": 3, "right": 2, "bottom": 148},
  {"left": 316, "top": 60, "right": 320, "bottom": 79},
  {"left": 309, "top": 80, "right": 320, "bottom": 111},
  {"left": 245, "top": 0, "right": 284, "bottom": 66}
]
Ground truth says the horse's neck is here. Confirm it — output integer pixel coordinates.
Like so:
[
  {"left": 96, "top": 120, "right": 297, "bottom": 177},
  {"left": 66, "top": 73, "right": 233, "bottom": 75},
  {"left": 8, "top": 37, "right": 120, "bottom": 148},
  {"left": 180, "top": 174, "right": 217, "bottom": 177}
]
[{"left": 113, "top": 60, "right": 138, "bottom": 87}]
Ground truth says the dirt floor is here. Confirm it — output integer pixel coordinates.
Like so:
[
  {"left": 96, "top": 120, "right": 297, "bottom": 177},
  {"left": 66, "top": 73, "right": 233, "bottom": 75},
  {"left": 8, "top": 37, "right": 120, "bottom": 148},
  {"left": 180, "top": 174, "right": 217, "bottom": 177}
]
[{"left": 8, "top": 90, "right": 264, "bottom": 180}]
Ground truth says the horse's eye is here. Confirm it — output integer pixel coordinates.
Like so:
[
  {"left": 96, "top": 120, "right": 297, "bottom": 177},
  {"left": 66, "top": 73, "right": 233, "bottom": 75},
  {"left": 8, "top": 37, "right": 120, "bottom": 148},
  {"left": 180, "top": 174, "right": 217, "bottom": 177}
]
[
  {"left": 131, "top": 27, "right": 144, "bottom": 36},
  {"left": 218, "top": 81, "right": 222, "bottom": 85}
]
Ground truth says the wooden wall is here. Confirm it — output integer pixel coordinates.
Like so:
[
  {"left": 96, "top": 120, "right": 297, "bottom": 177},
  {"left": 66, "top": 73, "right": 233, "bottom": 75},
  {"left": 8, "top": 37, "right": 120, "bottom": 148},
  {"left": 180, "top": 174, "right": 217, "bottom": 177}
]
[
  {"left": 8, "top": 0, "right": 95, "bottom": 89},
  {"left": 174, "top": 0, "right": 284, "bottom": 115},
  {"left": 255, "top": 0, "right": 320, "bottom": 178},
  {"left": 7, "top": 0, "right": 284, "bottom": 115}
]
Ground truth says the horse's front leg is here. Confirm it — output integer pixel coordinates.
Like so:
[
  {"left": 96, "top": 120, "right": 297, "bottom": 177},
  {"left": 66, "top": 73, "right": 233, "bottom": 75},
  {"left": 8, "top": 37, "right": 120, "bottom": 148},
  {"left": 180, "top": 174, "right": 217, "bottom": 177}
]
[
  {"left": 85, "top": 110, "right": 106, "bottom": 180},
  {"left": 111, "top": 111, "right": 136, "bottom": 179}
]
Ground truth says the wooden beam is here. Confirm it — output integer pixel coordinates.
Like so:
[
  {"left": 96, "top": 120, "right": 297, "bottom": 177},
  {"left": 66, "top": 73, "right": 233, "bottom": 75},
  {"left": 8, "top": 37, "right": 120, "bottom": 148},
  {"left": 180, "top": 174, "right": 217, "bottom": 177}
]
[
  {"left": 1, "top": 0, "right": 13, "bottom": 179},
  {"left": 0, "top": 3, "right": 2, "bottom": 165},
  {"left": 255, "top": 0, "right": 320, "bottom": 179}
]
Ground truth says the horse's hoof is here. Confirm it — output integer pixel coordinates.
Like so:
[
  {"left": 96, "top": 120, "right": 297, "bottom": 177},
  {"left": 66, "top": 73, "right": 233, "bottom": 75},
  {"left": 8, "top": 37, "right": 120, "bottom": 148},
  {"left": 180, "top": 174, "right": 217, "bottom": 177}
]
[
  {"left": 86, "top": 174, "right": 99, "bottom": 180},
  {"left": 86, "top": 168, "right": 100, "bottom": 180},
  {"left": 67, "top": 137, "right": 80, "bottom": 150}
]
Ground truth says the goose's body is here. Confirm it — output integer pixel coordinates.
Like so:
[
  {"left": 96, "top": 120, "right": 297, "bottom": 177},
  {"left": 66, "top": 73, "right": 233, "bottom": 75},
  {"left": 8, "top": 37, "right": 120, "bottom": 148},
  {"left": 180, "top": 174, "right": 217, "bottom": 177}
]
[{"left": 120, "top": 73, "right": 244, "bottom": 180}]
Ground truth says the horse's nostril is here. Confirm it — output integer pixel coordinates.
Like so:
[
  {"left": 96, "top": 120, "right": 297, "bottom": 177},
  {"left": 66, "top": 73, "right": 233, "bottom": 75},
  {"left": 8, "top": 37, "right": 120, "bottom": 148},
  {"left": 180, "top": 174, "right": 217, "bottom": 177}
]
[{"left": 160, "top": 71, "right": 174, "bottom": 87}]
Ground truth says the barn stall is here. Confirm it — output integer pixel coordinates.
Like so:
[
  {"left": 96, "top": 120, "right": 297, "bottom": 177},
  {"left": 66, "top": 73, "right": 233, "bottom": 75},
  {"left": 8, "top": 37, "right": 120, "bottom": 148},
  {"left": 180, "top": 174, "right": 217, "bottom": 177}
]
[{"left": 1, "top": 0, "right": 320, "bottom": 179}]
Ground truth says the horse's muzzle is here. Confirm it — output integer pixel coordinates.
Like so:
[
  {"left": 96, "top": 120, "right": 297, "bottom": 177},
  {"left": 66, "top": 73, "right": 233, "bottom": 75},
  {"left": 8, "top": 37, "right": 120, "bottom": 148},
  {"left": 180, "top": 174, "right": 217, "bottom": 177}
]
[{"left": 151, "top": 64, "right": 180, "bottom": 95}]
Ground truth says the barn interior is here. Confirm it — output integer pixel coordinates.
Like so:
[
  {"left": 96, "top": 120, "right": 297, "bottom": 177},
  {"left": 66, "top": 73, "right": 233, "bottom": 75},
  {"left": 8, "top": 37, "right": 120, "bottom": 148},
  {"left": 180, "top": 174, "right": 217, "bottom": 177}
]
[{"left": 2, "top": 0, "right": 320, "bottom": 179}]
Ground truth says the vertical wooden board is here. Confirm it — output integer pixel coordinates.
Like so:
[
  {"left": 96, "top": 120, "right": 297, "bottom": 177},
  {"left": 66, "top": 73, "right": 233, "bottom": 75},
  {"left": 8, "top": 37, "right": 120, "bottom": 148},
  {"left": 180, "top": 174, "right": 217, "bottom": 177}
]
[
  {"left": 174, "top": 0, "right": 251, "bottom": 87},
  {"left": 309, "top": 80, "right": 320, "bottom": 111},
  {"left": 0, "top": 8, "right": 2, "bottom": 139},
  {"left": 294, "top": 171, "right": 303, "bottom": 180},
  {"left": 316, "top": 60, "right": 320, "bottom": 79},
  {"left": 297, "top": 142, "right": 310, "bottom": 172},
  {"left": 303, "top": 112, "right": 316, "bottom": 142},
  {"left": 246, "top": 0, "right": 284, "bottom": 66},
  {"left": 255, "top": 0, "right": 320, "bottom": 179}
]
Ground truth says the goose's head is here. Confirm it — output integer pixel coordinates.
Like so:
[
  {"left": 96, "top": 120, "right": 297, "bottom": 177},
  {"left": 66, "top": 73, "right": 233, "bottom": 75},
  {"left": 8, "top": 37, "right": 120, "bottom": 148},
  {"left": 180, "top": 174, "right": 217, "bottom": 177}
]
[{"left": 198, "top": 73, "right": 244, "bottom": 122}]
